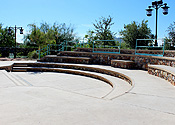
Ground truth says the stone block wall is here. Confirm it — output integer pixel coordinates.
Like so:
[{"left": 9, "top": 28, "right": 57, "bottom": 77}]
[
  {"left": 111, "top": 60, "right": 135, "bottom": 69},
  {"left": 148, "top": 66, "right": 175, "bottom": 86},
  {"left": 77, "top": 48, "right": 175, "bottom": 57},
  {"left": 40, "top": 55, "right": 92, "bottom": 64},
  {"left": 59, "top": 51, "right": 175, "bottom": 69}
]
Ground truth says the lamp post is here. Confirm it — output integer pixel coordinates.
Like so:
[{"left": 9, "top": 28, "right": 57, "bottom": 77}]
[
  {"left": 8, "top": 25, "right": 23, "bottom": 58},
  {"left": 146, "top": 0, "right": 169, "bottom": 46}
]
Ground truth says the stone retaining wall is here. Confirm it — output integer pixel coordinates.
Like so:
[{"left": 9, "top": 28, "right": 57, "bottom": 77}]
[
  {"left": 40, "top": 55, "right": 92, "bottom": 64},
  {"left": 148, "top": 66, "right": 175, "bottom": 86},
  {"left": 77, "top": 48, "right": 175, "bottom": 57},
  {"left": 111, "top": 60, "right": 135, "bottom": 69},
  {"left": 59, "top": 51, "right": 175, "bottom": 69}
]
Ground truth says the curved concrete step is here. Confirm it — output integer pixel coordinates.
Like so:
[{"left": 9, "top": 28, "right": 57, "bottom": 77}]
[
  {"left": 11, "top": 62, "right": 133, "bottom": 99},
  {"left": 12, "top": 66, "right": 132, "bottom": 99},
  {"left": 148, "top": 65, "right": 175, "bottom": 86},
  {"left": 12, "top": 62, "right": 133, "bottom": 85}
]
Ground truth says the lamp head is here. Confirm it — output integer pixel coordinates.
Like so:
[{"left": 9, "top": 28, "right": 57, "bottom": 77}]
[
  {"left": 146, "top": 6, "right": 153, "bottom": 16},
  {"left": 162, "top": 3, "right": 170, "bottom": 15},
  {"left": 158, "top": 0, "right": 163, "bottom": 5},
  {"left": 20, "top": 27, "right": 23, "bottom": 34},
  {"left": 8, "top": 27, "right": 11, "bottom": 35}
]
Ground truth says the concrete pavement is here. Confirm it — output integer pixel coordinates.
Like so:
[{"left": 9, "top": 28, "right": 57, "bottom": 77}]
[{"left": 0, "top": 61, "right": 175, "bottom": 125}]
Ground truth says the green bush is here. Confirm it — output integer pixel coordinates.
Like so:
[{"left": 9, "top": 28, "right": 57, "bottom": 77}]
[
  {"left": 120, "top": 42, "right": 131, "bottom": 49},
  {"left": 0, "top": 53, "right": 2, "bottom": 57},
  {"left": 17, "top": 52, "right": 25, "bottom": 57},
  {"left": 27, "top": 50, "right": 38, "bottom": 59}
]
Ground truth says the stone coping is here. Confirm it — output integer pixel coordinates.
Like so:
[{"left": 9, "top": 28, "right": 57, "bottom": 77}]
[{"left": 111, "top": 60, "right": 135, "bottom": 63}]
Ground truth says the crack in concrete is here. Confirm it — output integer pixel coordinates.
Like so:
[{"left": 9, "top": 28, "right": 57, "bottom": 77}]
[
  {"left": 128, "top": 92, "right": 175, "bottom": 100},
  {"left": 120, "top": 101, "right": 175, "bottom": 116}
]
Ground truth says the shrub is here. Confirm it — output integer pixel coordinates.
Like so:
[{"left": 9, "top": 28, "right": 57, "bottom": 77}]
[
  {"left": 17, "top": 52, "right": 25, "bottom": 57},
  {"left": 120, "top": 42, "right": 131, "bottom": 49},
  {"left": 27, "top": 50, "right": 38, "bottom": 59}
]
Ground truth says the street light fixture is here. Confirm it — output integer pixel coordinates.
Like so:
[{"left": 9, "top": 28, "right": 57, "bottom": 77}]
[
  {"left": 8, "top": 25, "right": 23, "bottom": 58},
  {"left": 146, "top": 0, "right": 170, "bottom": 46},
  {"left": 162, "top": 3, "right": 170, "bottom": 15},
  {"left": 146, "top": 6, "right": 153, "bottom": 17}
]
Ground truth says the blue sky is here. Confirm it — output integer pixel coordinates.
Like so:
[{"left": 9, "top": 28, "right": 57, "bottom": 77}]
[{"left": 0, "top": 0, "right": 174, "bottom": 43}]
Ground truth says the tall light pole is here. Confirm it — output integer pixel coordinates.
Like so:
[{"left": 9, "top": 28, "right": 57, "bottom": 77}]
[
  {"left": 146, "top": 0, "right": 169, "bottom": 46},
  {"left": 8, "top": 25, "right": 23, "bottom": 58}
]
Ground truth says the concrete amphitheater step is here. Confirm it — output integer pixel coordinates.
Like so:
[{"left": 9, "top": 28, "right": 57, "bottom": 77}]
[
  {"left": 148, "top": 65, "right": 175, "bottom": 74},
  {"left": 148, "top": 65, "right": 175, "bottom": 86},
  {"left": 11, "top": 62, "right": 133, "bottom": 85},
  {"left": 11, "top": 63, "right": 132, "bottom": 99},
  {"left": 39, "top": 55, "right": 92, "bottom": 64},
  {"left": 2, "top": 61, "right": 175, "bottom": 125},
  {"left": 111, "top": 59, "right": 135, "bottom": 69}
]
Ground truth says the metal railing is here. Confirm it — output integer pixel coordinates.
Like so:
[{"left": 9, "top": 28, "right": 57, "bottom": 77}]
[
  {"left": 36, "top": 42, "right": 65, "bottom": 59},
  {"left": 93, "top": 40, "right": 121, "bottom": 54},
  {"left": 135, "top": 39, "right": 165, "bottom": 57},
  {"left": 36, "top": 39, "right": 123, "bottom": 59}
]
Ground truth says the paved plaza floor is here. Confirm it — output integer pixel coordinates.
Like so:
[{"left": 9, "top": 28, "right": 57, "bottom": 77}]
[{"left": 0, "top": 61, "right": 175, "bottom": 125}]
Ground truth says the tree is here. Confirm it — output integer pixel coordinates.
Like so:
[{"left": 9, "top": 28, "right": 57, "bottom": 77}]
[
  {"left": 24, "top": 23, "right": 45, "bottom": 49},
  {"left": 120, "top": 20, "right": 153, "bottom": 49},
  {"left": 52, "top": 23, "right": 75, "bottom": 44},
  {"left": 84, "top": 30, "right": 98, "bottom": 48},
  {"left": 0, "top": 23, "right": 15, "bottom": 47},
  {"left": 24, "top": 22, "right": 76, "bottom": 49},
  {"left": 93, "top": 16, "right": 116, "bottom": 46},
  {"left": 167, "top": 22, "right": 175, "bottom": 47},
  {"left": 164, "top": 37, "right": 171, "bottom": 50}
]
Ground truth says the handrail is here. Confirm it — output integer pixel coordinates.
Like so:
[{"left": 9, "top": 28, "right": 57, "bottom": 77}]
[
  {"left": 36, "top": 45, "right": 49, "bottom": 60},
  {"left": 36, "top": 43, "right": 65, "bottom": 60},
  {"left": 135, "top": 39, "right": 165, "bottom": 57},
  {"left": 65, "top": 40, "right": 78, "bottom": 51},
  {"left": 93, "top": 40, "right": 121, "bottom": 54}
]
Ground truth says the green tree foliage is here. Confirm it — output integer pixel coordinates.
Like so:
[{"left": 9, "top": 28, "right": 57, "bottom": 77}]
[
  {"left": 167, "top": 22, "right": 175, "bottom": 47},
  {"left": 93, "top": 16, "right": 117, "bottom": 46},
  {"left": 24, "top": 22, "right": 75, "bottom": 49},
  {"left": 0, "top": 23, "right": 15, "bottom": 47},
  {"left": 120, "top": 20, "right": 153, "bottom": 49},
  {"left": 164, "top": 37, "right": 171, "bottom": 50},
  {"left": 84, "top": 30, "right": 98, "bottom": 47}
]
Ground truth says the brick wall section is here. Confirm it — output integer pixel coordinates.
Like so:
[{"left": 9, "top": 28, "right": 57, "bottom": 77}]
[{"left": 148, "top": 66, "right": 175, "bottom": 86}]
